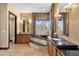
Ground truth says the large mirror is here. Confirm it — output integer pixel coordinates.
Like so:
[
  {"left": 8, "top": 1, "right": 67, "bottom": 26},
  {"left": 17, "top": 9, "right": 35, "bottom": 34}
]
[
  {"left": 25, "top": 19, "right": 29, "bottom": 32},
  {"left": 58, "top": 3, "right": 70, "bottom": 36},
  {"left": 58, "top": 13, "right": 69, "bottom": 36},
  {"left": 22, "top": 17, "right": 29, "bottom": 32}
]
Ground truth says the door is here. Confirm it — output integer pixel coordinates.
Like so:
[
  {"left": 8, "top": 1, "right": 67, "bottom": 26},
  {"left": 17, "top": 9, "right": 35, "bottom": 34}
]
[{"left": 9, "top": 12, "right": 17, "bottom": 44}]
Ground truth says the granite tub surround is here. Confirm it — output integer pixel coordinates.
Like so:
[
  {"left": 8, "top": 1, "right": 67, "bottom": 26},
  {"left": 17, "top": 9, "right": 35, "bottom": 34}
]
[
  {"left": 30, "top": 37, "right": 47, "bottom": 45},
  {"left": 29, "top": 35, "right": 48, "bottom": 54}
]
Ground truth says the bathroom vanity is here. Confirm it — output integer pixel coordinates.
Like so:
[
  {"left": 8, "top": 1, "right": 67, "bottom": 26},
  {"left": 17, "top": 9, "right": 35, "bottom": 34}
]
[
  {"left": 47, "top": 37, "right": 78, "bottom": 56},
  {"left": 16, "top": 32, "right": 31, "bottom": 43}
]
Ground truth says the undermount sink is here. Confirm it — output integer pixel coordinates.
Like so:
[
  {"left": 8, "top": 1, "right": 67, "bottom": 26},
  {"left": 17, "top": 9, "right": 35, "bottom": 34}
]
[
  {"left": 52, "top": 38, "right": 61, "bottom": 41},
  {"left": 52, "top": 38, "right": 78, "bottom": 46},
  {"left": 57, "top": 41, "right": 63, "bottom": 45},
  {"left": 52, "top": 38, "right": 63, "bottom": 45},
  {"left": 49, "top": 37, "right": 78, "bottom": 50}
]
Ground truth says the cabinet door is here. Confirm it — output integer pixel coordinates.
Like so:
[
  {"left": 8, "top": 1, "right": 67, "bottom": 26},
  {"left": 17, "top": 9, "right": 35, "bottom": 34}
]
[
  {"left": 17, "top": 34, "right": 27, "bottom": 43},
  {"left": 51, "top": 43, "right": 57, "bottom": 56},
  {"left": 47, "top": 39, "right": 64, "bottom": 56},
  {"left": 26, "top": 34, "right": 31, "bottom": 43},
  {"left": 17, "top": 34, "right": 31, "bottom": 43},
  {"left": 47, "top": 39, "right": 57, "bottom": 56},
  {"left": 47, "top": 39, "right": 53, "bottom": 56},
  {"left": 57, "top": 49, "right": 64, "bottom": 56}
]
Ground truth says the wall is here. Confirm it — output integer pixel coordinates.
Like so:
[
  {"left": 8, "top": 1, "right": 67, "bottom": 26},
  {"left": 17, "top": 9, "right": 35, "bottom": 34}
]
[
  {"left": 20, "top": 13, "right": 33, "bottom": 33},
  {"left": 8, "top": 4, "right": 20, "bottom": 34},
  {"left": 50, "top": 4, "right": 59, "bottom": 36},
  {"left": 0, "top": 3, "right": 21, "bottom": 48},
  {"left": 68, "top": 4, "right": 79, "bottom": 45},
  {"left": 0, "top": 3, "right": 8, "bottom": 48},
  {"left": 31, "top": 13, "right": 36, "bottom": 35},
  {"left": 58, "top": 4, "right": 79, "bottom": 45},
  {"left": 19, "top": 13, "right": 49, "bottom": 35},
  {"left": 35, "top": 13, "right": 49, "bottom": 20}
]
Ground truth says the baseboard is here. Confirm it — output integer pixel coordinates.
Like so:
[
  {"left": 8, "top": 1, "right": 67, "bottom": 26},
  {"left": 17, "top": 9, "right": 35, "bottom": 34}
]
[{"left": 0, "top": 47, "right": 9, "bottom": 50}]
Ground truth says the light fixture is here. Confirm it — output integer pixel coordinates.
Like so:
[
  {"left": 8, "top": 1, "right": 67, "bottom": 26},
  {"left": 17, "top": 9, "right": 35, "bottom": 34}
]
[
  {"left": 20, "top": 20, "right": 23, "bottom": 24},
  {"left": 64, "top": 3, "right": 73, "bottom": 11},
  {"left": 58, "top": 14, "right": 62, "bottom": 17},
  {"left": 29, "top": 20, "right": 31, "bottom": 23},
  {"left": 64, "top": 3, "right": 72, "bottom": 9},
  {"left": 68, "top": 3, "right": 72, "bottom": 6},
  {"left": 55, "top": 14, "right": 61, "bottom": 17},
  {"left": 42, "top": 8, "right": 46, "bottom": 11},
  {"left": 64, "top": 5, "right": 69, "bottom": 9}
]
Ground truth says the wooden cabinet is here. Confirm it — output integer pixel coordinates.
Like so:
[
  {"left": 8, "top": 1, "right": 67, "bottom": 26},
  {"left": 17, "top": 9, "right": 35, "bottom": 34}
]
[
  {"left": 57, "top": 49, "right": 64, "bottom": 56},
  {"left": 47, "top": 39, "right": 53, "bottom": 56},
  {"left": 47, "top": 39, "right": 64, "bottom": 56},
  {"left": 47, "top": 39, "right": 57, "bottom": 56},
  {"left": 17, "top": 34, "right": 31, "bottom": 43},
  {"left": 51, "top": 42, "right": 57, "bottom": 56}
]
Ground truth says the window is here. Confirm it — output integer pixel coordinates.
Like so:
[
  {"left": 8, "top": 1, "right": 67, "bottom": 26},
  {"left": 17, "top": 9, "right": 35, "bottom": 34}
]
[
  {"left": 35, "top": 20, "right": 51, "bottom": 35},
  {"left": 58, "top": 17, "right": 64, "bottom": 35}
]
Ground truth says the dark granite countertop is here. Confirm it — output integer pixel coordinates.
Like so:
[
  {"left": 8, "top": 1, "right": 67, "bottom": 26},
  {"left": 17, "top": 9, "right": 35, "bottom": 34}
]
[
  {"left": 51, "top": 38, "right": 78, "bottom": 50},
  {"left": 52, "top": 38, "right": 78, "bottom": 50},
  {"left": 49, "top": 38, "right": 79, "bottom": 56}
]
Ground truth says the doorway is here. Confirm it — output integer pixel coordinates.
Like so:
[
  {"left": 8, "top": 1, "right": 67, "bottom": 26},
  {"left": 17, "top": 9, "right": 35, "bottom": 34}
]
[{"left": 9, "top": 11, "right": 17, "bottom": 44}]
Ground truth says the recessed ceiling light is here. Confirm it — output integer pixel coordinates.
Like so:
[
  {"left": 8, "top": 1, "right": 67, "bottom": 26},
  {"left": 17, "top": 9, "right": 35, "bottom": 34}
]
[{"left": 42, "top": 8, "right": 46, "bottom": 11}]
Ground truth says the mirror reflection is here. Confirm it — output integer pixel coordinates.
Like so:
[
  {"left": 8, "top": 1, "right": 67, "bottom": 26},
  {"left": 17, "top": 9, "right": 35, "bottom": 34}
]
[{"left": 20, "top": 17, "right": 30, "bottom": 33}]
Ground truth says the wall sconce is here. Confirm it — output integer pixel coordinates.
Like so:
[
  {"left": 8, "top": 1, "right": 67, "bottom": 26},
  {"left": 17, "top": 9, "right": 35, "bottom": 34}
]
[
  {"left": 20, "top": 20, "right": 23, "bottom": 24},
  {"left": 20, "top": 18, "right": 25, "bottom": 24},
  {"left": 29, "top": 20, "right": 32, "bottom": 23},
  {"left": 64, "top": 3, "right": 73, "bottom": 12},
  {"left": 55, "top": 14, "right": 61, "bottom": 17}
]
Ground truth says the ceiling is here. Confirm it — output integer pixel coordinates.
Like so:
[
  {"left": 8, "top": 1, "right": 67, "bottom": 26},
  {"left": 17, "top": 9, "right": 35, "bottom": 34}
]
[
  {"left": 58, "top": 3, "right": 67, "bottom": 12},
  {"left": 9, "top": 3, "right": 52, "bottom": 13}
]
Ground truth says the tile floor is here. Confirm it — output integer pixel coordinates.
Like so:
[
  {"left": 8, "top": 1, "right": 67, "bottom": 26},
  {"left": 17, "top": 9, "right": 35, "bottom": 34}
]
[{"left": 0, "top": 43, "right": 49, "bottom": 56}]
